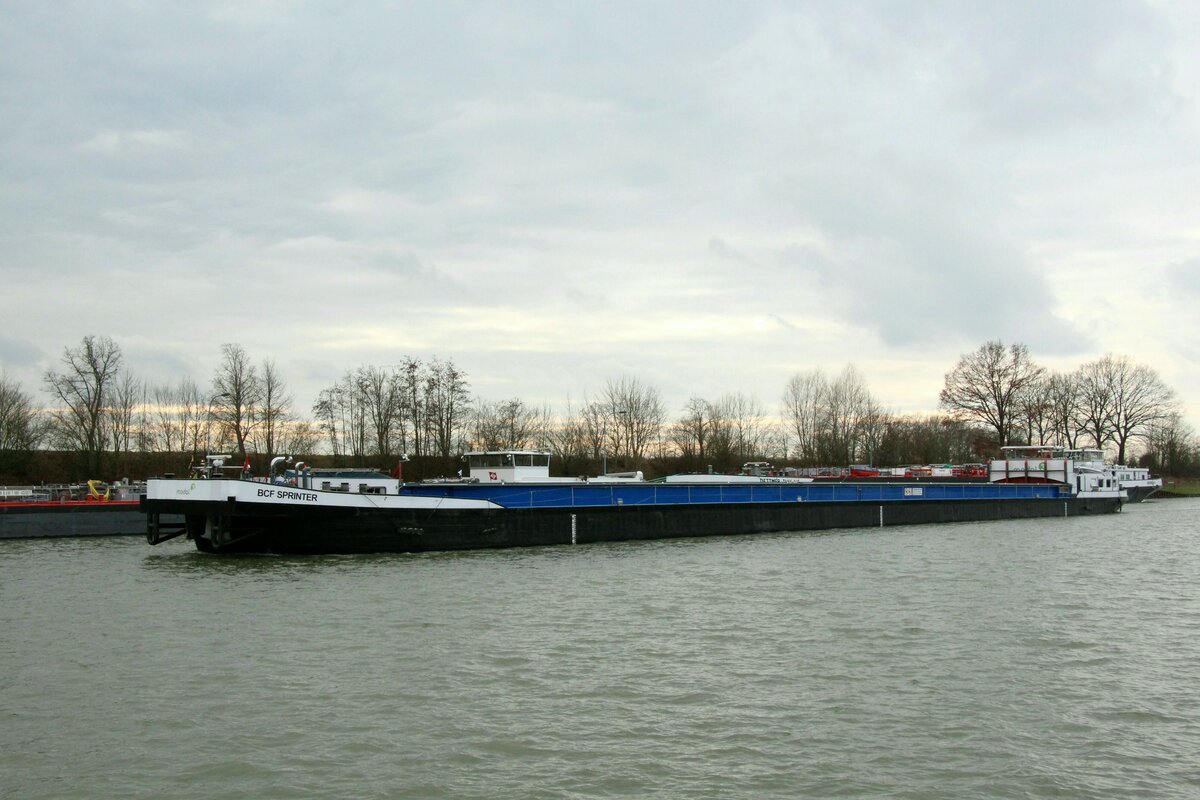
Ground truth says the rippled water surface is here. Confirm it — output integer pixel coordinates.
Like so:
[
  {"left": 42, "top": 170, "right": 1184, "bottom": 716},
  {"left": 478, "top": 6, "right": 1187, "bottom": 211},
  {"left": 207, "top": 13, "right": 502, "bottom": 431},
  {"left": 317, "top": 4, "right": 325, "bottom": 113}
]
[{"left": 3, "top": 500, "right": 1200, "bottom": 799}]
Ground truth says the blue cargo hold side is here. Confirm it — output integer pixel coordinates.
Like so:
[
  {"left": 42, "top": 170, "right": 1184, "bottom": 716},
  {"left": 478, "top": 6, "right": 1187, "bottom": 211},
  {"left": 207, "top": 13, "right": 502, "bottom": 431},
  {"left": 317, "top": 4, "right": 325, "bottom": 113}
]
[{"left": 398, "top": 481, "right": 1069, "bottom": 509}]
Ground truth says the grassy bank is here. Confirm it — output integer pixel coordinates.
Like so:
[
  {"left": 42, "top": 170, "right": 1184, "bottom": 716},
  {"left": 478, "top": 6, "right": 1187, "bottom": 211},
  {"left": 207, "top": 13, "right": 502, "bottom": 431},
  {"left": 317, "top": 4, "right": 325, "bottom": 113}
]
[{"left": 1158, "top": 478, "right": 1200, "bottom": 497}]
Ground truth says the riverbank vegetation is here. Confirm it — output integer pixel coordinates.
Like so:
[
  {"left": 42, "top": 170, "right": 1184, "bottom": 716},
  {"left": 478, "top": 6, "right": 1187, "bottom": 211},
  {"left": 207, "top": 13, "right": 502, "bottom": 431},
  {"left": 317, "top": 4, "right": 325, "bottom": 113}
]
[
  {"left": 1158, "top": 478, "right": 1200, "bottom": 497},
  {"left": 2, "top": 337, "right": 1196, "bottom": 484}
]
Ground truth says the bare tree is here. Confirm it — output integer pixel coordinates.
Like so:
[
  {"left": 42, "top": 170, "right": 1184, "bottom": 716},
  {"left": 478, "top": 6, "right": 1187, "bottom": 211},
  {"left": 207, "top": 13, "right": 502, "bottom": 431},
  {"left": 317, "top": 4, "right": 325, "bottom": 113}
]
[
  {"left": 399, "top": 357, "right": 426, "bottom": 456},
  {"left": 1110, "top": 357, "right": 1177, "bottom": 464},
  {"left": 939, "top": 341, "right": 1044, "bottom": 449},
  {"left": 426, "top": 358, "right": 471, "bottom": 457},
  {"left": 782, "top": 369, "right": 826, "bottom": 466},
  {"left": 1075, "top": 359, "right": 1115, "bottom": 450},
  {"left": 705, "top": 402, "right": 733, "bottom": 463},
  {"left": 282, "top": 419, "right": 322, "bottom": 458},
  {"left": 313, "top": 372, "right": 368, "bottom": 462},
  {"left": 780, "top": 366, "right": 884, "bottom": 465},
  {"left": 708, "top": 392, "right": 769, "bottom": 465},
  {"left": 1078, "top": 354, "right": 1177, "bottom": 463},
  {"left": 355, "top": 365, "right": 402, "bottom": 458},
  {"left": 1144, "top": 412, "right": 1195, "bottom": 475},
  {"left": 178, "top": 379, "right": 205, "bottom": 463},
  {"left": 150, "top": 377, "right": 206, "bottom": 464},
  {"left": 672, "top": 397, "right": 714, "bottom": 460},
  {"left": 1015, "top": 375, "right": 1055, "bottom": 446},
  {"left": 313, "top": 386, "right": 344, "bottom": 459},
  {"left": 857, "top": 394, "right": 891, "bottom": 466},
  {"left": 1045, "top": 372, "right": 1083, "bottom": 449},
  {"left": 134, "top": 384, "right": 153, "bottom": 455},
  {"left": 312, "top": 359, "right": 464, "bottom": 462},
  {"left": 877, "top": 414, "right": 985, "bottom": 466},
  {"left": 545, "top": 398, "right": 594, "bottom": 470},
  {"left": 43, "top": 335, "right": 124, "bottom": 475},
  {"left": 820, "top": 365, "right": 875, "bottom": 465},
  {"left": 257, "top": 358, "right": 292, "bottom": 462},
  {"left": 1, "top": 373, "right": 42, "bottom": 449},
  {"left": 0, "top": 373, "right": 44, "bottom": 477},
  {"left": 578, "top": 399, "right": 608, "bottom": 460},
  {"left": 150, "top": 382, "right": 180, "bottom": 454},
  {"left": 106, "top": 370, "right": 141, "bottom": 474},
  {"left": 601, "top": 376, "right": 665, "bottom": 460},
  {"left": 212, "top": 343, "right": 263, "bottom": 461},
  {"left": 469, "top": 398, "right": 542, "bottom": 450}
]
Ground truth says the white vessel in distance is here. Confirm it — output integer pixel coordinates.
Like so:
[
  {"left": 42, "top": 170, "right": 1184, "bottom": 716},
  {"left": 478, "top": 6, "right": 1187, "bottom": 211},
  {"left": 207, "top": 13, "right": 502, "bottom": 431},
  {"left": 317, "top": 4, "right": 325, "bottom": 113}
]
[{"left": 999, "top": 446, "right": 1162, "bottom": 502}]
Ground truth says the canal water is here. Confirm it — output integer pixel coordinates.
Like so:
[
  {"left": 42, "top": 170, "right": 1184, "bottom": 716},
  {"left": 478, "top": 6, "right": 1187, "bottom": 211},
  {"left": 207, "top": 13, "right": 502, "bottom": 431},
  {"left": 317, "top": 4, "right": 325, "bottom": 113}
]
[{"left": 3, "top": 500, "right": 1199, "bottom": 799}]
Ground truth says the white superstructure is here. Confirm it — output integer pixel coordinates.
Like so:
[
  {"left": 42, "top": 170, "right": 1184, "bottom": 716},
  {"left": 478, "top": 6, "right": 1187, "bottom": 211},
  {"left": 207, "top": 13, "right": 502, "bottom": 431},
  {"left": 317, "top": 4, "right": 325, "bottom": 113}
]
[
  {"left": 464, "top": 451, "right": 644, "bottom": 484},
  {"left": 997, "top": 446, "right": 1158, "bottom": 500}
]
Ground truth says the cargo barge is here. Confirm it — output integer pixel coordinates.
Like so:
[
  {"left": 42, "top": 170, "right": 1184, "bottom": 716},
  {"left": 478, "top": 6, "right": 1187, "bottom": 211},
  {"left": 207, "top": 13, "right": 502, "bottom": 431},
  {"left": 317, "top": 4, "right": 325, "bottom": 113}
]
[
  {"left": 141, "top": 450, "right": 1124, "bottom": 555},
  {"left": 1, "top": 482, "right": 175, "bottom": 539},
  {"left": 999, "top": 446, "right": 1161, "bottom": 502},
  {"left": 1, "top": 499, "right": 149, "bottom": 539},
  {"left": 752, "top": 449, "right": 1160, "bottom": 502}
]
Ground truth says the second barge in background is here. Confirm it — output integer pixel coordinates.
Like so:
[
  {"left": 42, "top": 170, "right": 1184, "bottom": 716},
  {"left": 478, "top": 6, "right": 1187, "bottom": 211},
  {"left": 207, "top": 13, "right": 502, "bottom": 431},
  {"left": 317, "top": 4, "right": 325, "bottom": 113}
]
[
  {"left": 1003, "top": 446, "right": 1162, "bottom": 503},
  {"left": 783, "top": 447, "right": 1161, "bottom": 502},
  {"left": 142, "top": 449, "right": 1124, "bottom": 555},
  {"left": 1, "top": 481, "right": 166, "bottom": 539}
]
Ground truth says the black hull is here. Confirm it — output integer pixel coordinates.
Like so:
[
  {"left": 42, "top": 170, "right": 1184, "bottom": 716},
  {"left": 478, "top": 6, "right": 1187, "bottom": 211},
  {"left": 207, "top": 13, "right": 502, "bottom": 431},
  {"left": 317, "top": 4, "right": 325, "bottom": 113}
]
[
  {"left": 145, "top": 496, "right": 1123, "bottom": 555},
  {"left": 1124, "top": 485, "right": 1160, "bottom": 503},
  {"left": 1, "top": 504, "right": 182, "bottom": 539}
]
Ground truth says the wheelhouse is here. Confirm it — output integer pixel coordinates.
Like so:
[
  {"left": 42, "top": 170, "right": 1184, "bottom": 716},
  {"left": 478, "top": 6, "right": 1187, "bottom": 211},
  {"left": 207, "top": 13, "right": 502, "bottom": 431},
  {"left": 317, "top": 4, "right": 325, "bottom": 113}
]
[{"left": 464, "top": 451, "right": 552, "bottom": 483}]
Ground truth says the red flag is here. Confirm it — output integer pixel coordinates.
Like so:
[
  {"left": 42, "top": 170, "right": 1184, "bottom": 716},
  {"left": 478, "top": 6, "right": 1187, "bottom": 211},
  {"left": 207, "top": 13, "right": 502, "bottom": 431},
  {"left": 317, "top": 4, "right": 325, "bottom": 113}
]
[{"left": 243, "top": 455, "right": 251, "bottom": 472}]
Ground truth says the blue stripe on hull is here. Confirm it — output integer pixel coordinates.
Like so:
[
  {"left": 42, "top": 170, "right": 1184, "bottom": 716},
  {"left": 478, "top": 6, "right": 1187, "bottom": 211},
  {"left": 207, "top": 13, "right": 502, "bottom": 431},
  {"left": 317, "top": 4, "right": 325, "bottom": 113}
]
[{"left": 399, "top": 481, "right": 1070, "bottom": 509}]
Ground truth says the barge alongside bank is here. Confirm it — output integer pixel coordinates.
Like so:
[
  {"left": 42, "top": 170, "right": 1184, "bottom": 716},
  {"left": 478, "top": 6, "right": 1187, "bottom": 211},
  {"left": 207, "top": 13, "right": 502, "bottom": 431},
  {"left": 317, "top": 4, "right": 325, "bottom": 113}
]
[
  {"left": 2, "top": 482, "right": 167, "bottom": 539},
  {"left": 2, "top": 499, "right": 148, "bottom": 539},
  {"left": 142, "top": 450, "right": 1124, "bottom": 555}
]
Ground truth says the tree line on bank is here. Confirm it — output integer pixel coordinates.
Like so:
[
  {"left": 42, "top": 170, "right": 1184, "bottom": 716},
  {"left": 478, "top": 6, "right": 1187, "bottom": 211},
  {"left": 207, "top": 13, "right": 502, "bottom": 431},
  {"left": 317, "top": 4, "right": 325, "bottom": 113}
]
[{"left": 1, "top": 336, "right": 1197, "bottom": 483}]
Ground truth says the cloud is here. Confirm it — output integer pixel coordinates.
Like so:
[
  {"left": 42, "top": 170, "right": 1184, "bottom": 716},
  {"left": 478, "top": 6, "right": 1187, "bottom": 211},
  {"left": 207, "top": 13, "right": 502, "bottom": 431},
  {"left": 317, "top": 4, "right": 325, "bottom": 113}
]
[
  {"left": 80, "top": 129, "right": 191, "bottom": 155},
  {"left": 0, "top": 335, "right": 44, "bottom": 369},
  {"left": 772, "top": 182, "right": 1095, "bottom": 354},
  {"left": 0, "top": 1, "right": 1196, "bottom": 429},
  {"left": 1168, "top": 257, "right": 1200, "bottom": 296}
]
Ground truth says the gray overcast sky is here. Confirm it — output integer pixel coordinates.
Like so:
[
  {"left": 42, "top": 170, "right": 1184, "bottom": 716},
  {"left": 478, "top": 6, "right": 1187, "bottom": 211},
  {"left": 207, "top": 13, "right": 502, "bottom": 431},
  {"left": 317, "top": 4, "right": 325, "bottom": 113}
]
[{"left": 2, "top": 1, "right": 1198, "bottom": 431}]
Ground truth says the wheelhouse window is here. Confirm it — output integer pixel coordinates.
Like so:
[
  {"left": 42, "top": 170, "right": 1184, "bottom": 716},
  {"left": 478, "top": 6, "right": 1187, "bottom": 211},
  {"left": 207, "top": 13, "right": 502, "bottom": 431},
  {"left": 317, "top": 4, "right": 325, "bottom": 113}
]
[{"left": 468, "top": 454, "right": 511, "bottom": 468}]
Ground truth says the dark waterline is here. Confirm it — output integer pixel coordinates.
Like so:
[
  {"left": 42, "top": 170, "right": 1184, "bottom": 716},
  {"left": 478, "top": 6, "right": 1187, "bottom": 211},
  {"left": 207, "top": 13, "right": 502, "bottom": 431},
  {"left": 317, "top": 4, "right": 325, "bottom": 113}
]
[{"left": 3, "top": 501, "right": 1200, "bottom": 799}]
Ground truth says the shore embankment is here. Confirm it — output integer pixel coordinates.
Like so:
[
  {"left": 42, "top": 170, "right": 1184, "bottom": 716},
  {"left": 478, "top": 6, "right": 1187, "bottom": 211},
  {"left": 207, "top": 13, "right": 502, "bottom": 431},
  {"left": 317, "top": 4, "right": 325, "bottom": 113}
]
[{"left": 1155, "top": 478, "right": 1200, "bottom": 498}]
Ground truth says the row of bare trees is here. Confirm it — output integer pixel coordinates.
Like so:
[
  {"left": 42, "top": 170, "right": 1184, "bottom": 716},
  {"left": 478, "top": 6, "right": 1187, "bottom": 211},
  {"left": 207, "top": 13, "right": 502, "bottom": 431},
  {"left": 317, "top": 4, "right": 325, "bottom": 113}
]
[
  {"left": 11, "top": 337, "right": 309, "bottom": 477},
  {"left": 3, "top": 335, "right": 1197, "bottom": 481},
  {"left": 939, "top": 341, "right": 1183, "bottom": 464},
  {"left": 669, "top": 393, "right": 780, "bottom": 466},
  {"left": 312, "top": 358, "right": 471, "bottom": 461},
  {"left": 146, "top": 344, "right": 314, "bottom": 466},
  {"left": 780, "top": 366, "right": 889, "bottom": 466},
  {"left": 465, "top": 373, "right": 978, "bottom": 473}
]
